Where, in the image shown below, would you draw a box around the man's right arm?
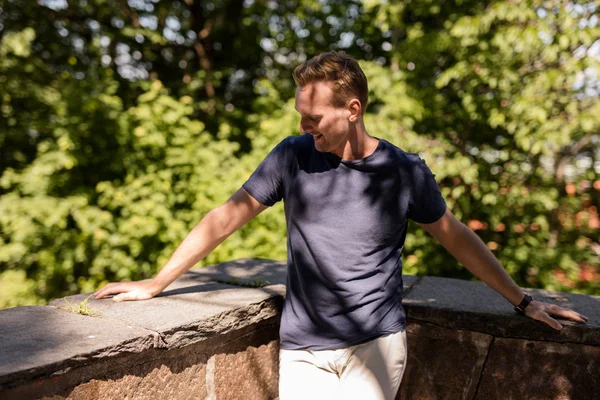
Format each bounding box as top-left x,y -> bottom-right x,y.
94,188 -> 267,302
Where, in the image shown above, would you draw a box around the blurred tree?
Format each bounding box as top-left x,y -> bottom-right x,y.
0,0 -> 598,308
364,0 -> 599,293
0,0 -> 387,304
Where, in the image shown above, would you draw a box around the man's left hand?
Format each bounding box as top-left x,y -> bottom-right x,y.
524,300 -> 588,330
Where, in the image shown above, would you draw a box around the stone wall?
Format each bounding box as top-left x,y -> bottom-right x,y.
1,259 -> 598,400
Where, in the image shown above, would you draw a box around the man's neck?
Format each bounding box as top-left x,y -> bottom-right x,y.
339,124 -> 379,161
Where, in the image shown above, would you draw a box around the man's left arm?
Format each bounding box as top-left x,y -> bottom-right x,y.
419,208 -> 589,330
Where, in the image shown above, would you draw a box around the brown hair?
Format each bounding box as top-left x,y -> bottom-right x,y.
293,51 -> 368,114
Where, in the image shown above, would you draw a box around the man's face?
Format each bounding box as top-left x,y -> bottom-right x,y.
295,81 -> 352,156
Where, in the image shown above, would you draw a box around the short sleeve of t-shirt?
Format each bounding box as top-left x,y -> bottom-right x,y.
242,138 -> 293,207
407,156 -> 447,224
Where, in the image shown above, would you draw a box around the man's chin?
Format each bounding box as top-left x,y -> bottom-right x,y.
310,135 -> 324,149
313,141 -> 327,153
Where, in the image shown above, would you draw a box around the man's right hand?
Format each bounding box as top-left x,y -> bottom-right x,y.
94,280 -> 159,302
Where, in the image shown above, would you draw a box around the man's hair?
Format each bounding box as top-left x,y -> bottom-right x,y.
293,51 -> 368,114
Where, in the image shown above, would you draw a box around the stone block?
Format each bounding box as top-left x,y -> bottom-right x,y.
475,337 -> 600,400
3,342 -> 209,400
398,320 -> 493,400
209,316 -> 280,400
56,359 -> 207,400
212,341 -> 279,400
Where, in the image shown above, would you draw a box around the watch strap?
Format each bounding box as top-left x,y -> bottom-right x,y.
514,293 -> 534,314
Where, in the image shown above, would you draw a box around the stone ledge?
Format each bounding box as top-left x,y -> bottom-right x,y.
0,306 -> 158,388
48,258 -> 289,342
1,259 -> 287,391
1,258 -> 598,400
403,276 -> 599,345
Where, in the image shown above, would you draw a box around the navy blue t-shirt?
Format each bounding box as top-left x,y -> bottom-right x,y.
243,133 -> 446,350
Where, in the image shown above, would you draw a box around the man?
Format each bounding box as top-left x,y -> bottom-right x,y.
95,52 -> 588,400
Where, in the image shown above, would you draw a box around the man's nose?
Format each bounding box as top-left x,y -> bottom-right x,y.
300,119 -> 313,133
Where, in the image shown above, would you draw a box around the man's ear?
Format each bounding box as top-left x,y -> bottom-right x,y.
348,99 -> 361,122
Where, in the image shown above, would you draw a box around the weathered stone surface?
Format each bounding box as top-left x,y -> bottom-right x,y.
6,343 -> 209,400
191,258 -> 288,286
0,306 -> 156,389
210,316 -> 280,400
403,276 -> 598,345
212,340 -> 279,400
60,362 -> 206,400
398,320 -> 493,400
401,275 -> 419,296
49,265 -> 285,349
475,337 -> 600,400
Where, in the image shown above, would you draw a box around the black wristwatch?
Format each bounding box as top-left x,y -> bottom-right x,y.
514,293 -> 534,314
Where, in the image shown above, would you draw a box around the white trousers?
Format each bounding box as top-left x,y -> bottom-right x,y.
279,330 -> 407,400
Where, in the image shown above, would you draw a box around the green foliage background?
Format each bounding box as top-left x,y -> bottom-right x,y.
1,0 -> 599,308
